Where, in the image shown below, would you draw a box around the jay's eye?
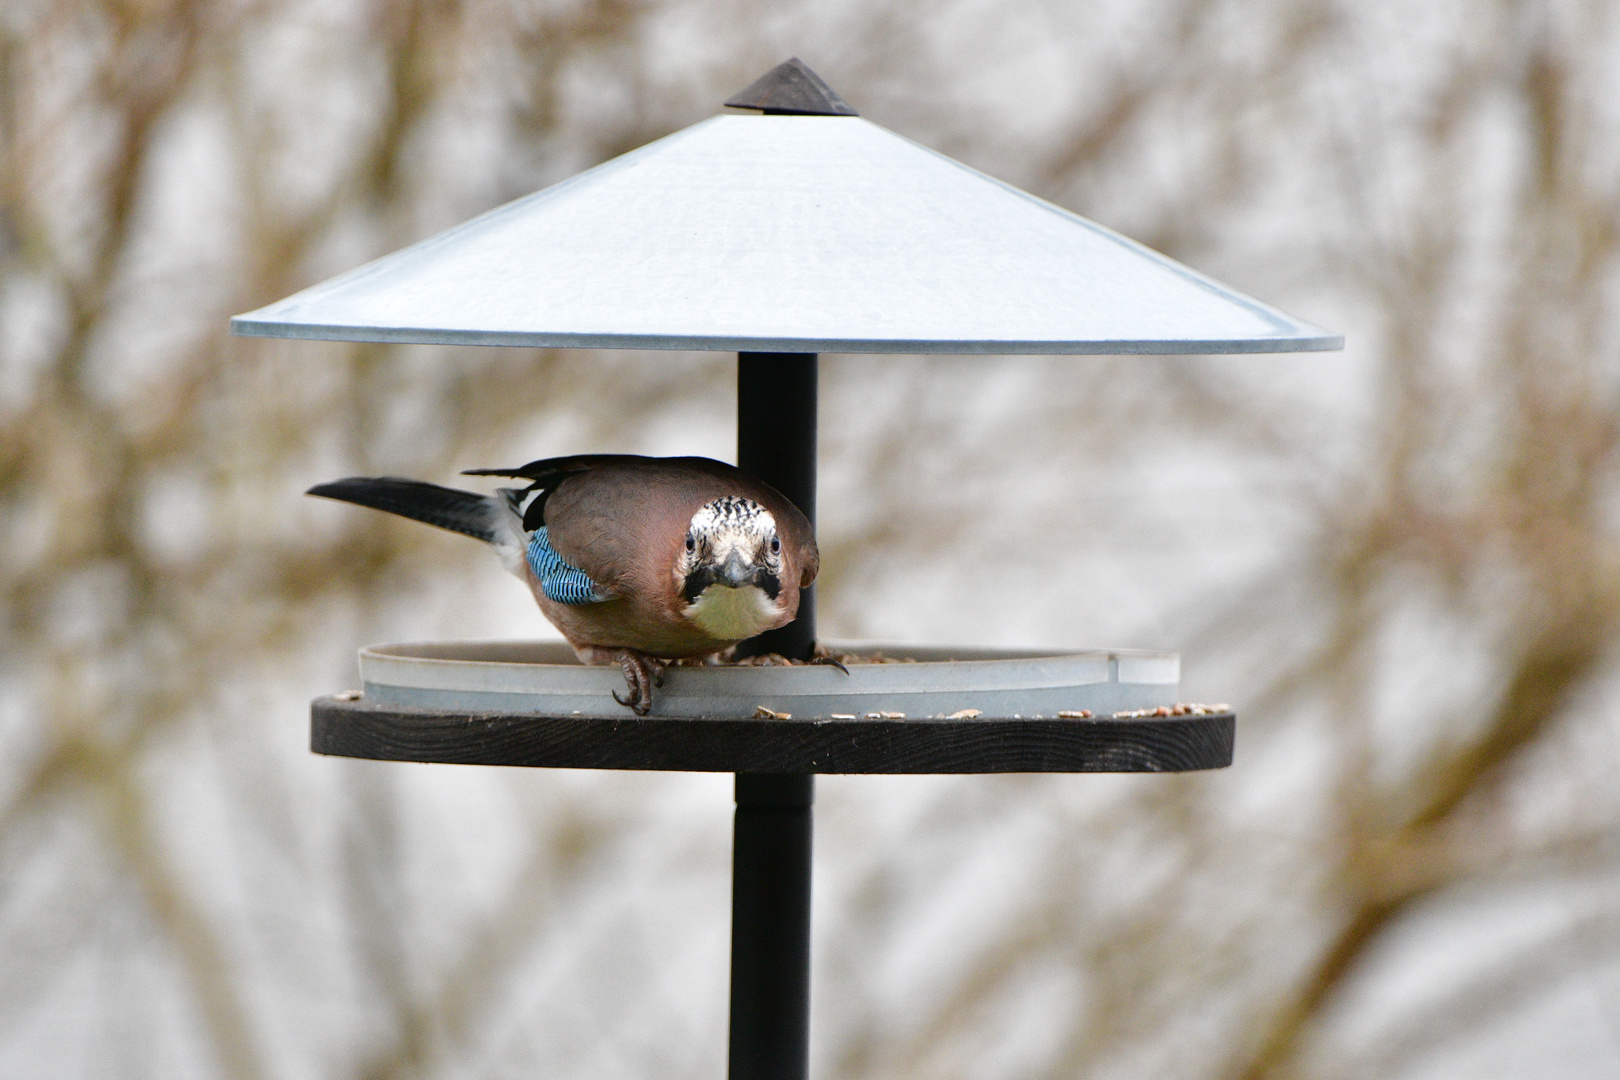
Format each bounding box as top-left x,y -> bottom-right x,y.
685,534 -> 696,553
770,537 -> 780,554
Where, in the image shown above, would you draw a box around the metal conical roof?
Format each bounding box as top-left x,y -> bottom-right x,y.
232,90 -> 1338,354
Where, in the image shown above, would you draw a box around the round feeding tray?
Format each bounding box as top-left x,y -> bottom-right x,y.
312,640 -> 1234,773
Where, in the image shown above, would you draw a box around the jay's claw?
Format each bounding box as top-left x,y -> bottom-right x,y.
611,688 -> 649,715
812,643 -> 851,675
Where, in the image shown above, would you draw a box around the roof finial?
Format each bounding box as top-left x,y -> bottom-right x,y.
724,58 -> 858,116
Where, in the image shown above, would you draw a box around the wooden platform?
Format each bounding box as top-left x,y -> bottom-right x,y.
311,696 -> 1234,774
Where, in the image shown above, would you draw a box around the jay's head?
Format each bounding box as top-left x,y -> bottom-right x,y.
677,496 -> 784,603
675,496 -> 792,641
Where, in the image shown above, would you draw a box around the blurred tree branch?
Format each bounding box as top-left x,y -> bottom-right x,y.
4,1 -> 1619,1078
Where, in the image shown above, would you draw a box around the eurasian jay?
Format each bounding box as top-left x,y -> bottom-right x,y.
307,455 -> 819,714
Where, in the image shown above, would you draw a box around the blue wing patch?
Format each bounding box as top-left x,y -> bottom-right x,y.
527,528 -> 610,605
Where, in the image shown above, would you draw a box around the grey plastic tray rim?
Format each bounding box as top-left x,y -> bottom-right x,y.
358,639 -> 1180,719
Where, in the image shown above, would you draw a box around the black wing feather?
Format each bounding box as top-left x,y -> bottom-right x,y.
461,454 -> 744,530
461,454 -> 615,482
306,477 -> 496,544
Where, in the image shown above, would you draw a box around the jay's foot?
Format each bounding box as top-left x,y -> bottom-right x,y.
610,649 -> 666,715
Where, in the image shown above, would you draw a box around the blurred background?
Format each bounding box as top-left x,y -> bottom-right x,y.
5,0 -> 1620,1076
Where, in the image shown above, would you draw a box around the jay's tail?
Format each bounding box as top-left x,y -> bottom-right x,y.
306,477 -> 528,575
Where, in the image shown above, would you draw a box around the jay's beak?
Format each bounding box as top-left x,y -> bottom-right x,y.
719,551 -> 756,589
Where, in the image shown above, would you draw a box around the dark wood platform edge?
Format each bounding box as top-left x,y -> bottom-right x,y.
311,697 -> 1234,774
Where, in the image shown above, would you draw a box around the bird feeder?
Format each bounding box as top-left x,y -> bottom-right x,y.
233,60 -> 1339,1080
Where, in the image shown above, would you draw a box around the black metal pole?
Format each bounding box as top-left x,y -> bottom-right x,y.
729,773 -> 814,1080
730,352 -> 817,1080
735,352 -> 816,662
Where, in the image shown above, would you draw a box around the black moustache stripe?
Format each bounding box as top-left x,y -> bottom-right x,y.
757,571 -> 781,601
683,566 -> 718,604
682,567 -> 781,603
